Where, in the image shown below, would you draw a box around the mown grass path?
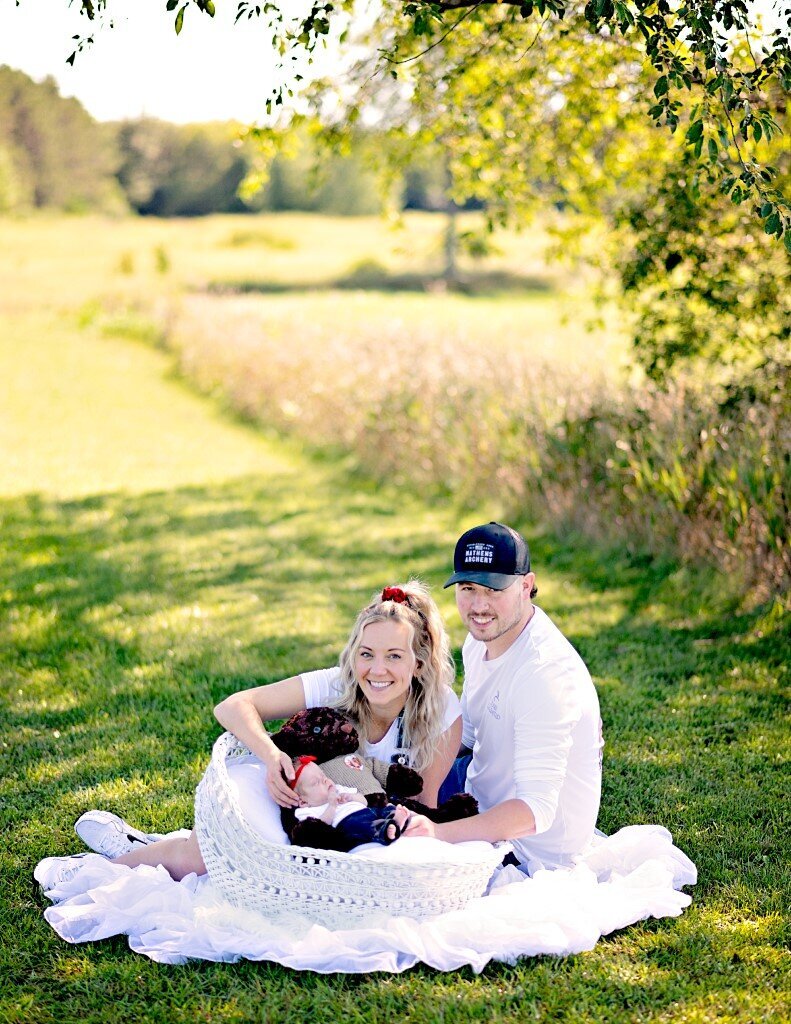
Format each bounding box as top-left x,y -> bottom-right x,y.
1,222 -> 788,1024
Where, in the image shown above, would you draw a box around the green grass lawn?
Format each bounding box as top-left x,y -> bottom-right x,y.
1,214 -> 788,1024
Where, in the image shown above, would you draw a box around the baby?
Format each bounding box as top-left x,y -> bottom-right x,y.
290,755 -> 410,846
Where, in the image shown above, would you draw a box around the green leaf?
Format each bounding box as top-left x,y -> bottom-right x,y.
764,213 -> 781,235
175,5 -> 186,34
654,76 -> 668,98
166,0 -> 178,9
784,231 -> 791,255
707,137 -> 718,161
753,122 -> 762,142
686,119 -> 704,143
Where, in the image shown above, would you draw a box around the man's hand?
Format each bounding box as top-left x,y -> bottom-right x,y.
401,812 -> 436,839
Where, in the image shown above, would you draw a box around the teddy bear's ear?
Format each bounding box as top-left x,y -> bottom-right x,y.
274,734 -> 298,756
270,718 -> 300,755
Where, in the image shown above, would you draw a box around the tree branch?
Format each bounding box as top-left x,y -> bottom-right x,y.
383,2 -> 487,65
429,0 -> 522,8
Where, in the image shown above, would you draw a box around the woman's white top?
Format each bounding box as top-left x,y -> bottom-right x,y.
300,667 -> 461,764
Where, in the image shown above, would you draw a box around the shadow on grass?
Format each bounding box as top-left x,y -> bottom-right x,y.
203,266 -> 555,298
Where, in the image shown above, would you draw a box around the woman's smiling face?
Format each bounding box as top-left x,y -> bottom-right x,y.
354,619 -> 417,715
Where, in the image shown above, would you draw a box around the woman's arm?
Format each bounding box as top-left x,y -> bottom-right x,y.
417,715 -> 463,808
214,676 -> 307,806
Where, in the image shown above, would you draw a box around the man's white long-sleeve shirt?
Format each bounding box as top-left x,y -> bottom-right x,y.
461,606 -> 603,869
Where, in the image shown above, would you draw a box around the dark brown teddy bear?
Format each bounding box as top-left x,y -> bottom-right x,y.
271,707 -> 478,851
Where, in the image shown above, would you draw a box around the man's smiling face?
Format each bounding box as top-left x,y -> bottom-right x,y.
455,576 -> 535,657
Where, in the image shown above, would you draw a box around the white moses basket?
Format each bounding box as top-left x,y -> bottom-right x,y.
194,731 -> 508,924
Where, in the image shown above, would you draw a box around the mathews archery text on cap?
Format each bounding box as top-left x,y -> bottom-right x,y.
443,522 -> 531,590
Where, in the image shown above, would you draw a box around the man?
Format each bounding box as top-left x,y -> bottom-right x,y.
414,522 -> 603,871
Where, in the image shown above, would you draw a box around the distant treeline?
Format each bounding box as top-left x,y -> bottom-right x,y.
0,66 -> 448,217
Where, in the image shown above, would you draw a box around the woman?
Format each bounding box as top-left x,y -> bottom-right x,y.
222,579 -> 461,809
74,581 -> 460,879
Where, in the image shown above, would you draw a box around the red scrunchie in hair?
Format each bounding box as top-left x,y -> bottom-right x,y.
381,586 -> 409,604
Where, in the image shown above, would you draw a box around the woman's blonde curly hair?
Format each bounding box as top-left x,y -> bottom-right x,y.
334,580 -> 455,773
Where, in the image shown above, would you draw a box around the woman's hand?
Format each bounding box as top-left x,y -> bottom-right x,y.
264,750 -> 300,807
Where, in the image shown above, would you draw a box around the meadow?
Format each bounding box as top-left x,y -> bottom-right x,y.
9,209 -> 780,594
1,213 -> 788,1023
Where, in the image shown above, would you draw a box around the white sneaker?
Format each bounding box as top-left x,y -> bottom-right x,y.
74,810 -> 159,858
43,852 -> 95,889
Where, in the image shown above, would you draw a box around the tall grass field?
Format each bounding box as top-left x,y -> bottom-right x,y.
1,213 -> 789,1023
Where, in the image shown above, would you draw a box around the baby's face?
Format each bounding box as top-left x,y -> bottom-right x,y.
294,762 -> 336,805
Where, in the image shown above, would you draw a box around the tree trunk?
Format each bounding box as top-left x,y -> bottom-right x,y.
442,152 -> 459,288
443,204 -> 458,288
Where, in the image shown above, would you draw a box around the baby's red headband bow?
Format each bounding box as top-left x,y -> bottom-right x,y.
381,586 -> 409,604
288,754 -> 317,789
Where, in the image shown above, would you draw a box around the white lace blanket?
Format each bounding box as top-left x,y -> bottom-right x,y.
35,826 -> 696,973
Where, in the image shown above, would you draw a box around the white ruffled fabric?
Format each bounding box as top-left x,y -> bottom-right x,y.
35,825 -> 696,973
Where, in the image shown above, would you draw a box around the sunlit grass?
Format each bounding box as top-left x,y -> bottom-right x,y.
0,309 -> 292,498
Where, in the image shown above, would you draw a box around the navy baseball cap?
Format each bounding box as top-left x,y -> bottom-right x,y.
443,522 -> 531,590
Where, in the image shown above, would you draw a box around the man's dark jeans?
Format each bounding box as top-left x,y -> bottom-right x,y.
436,753 -> 520,868
437,754 -> 472,804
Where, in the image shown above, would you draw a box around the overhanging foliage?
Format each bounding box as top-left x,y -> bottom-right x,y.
56,0 -> 791,245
